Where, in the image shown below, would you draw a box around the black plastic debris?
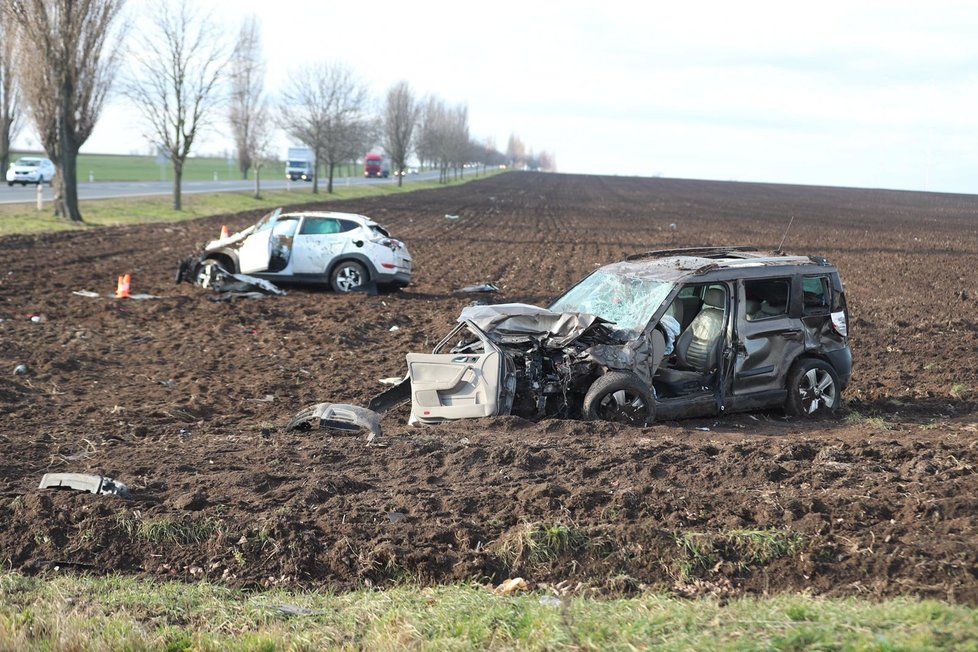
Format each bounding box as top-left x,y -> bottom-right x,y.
457,282 -> 499,294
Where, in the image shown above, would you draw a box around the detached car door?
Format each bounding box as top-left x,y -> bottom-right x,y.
407,322 -> 505,422
238,211 -> 280,274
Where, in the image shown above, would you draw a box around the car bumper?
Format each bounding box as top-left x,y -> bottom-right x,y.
373,269 -> 411,287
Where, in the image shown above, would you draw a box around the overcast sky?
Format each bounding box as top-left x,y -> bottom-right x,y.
16,0 -> 978,193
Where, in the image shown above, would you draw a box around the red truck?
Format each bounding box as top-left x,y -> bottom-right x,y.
364,153 -> 389,178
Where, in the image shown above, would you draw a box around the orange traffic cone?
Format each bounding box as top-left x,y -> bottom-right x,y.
115,273 -> 131,298
220,225 -> 229,239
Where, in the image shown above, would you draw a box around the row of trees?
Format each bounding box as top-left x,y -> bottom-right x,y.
0,0 -> 553,222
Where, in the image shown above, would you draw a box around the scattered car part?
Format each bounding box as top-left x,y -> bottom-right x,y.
13,364 -> 27,375
177,257 -> 286,296
457,282 -> 499,294
285,402 -> 383,438
38,473 -> 130,498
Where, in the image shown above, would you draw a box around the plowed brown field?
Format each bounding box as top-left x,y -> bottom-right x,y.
2,172 -> 977,600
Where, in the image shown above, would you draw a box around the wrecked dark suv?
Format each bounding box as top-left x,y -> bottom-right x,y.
290,247 -> 851,433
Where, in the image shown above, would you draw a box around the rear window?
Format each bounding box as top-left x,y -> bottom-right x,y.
300,218 -> 341,235
300,218 -> 360,235
802,276 -> 831,313
744,278 -> 791,321
369,224 -> 390,238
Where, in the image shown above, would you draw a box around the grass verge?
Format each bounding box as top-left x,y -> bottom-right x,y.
0,171 -> 501,237
1,572 -> 977,650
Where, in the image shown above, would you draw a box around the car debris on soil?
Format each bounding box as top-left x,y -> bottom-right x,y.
457,282 -> 500,294
177,258 -> 286,297
38,473 -> 130,498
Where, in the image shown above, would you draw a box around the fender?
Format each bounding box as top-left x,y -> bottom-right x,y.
326,252 -> 380,280
200,248 -> 239,273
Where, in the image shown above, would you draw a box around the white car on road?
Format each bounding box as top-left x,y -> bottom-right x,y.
6,157 -> 56,186
179,209 -> 413,293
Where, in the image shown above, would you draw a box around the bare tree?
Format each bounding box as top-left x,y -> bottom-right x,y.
506,133 -> 526,170
228,15 -> 264,180
0,11 -> 22,178
281,62 -> 371,194
382,81 -> 418,187
448,103 -> 469,180
125,0 -> 225,211
4,0 -> 124,221
249,101 -> 273,199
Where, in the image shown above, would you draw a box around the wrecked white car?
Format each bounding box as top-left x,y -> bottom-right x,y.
288,247 -> 852,434
177,209 -> 412,293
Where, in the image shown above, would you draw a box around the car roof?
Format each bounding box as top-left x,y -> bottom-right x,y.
279,211 -> 374,225
599,247 -> 836,283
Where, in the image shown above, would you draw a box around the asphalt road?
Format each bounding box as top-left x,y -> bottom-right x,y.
0,170 -> 446,205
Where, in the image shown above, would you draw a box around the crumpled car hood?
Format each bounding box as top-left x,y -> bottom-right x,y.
457,303 -> 610,348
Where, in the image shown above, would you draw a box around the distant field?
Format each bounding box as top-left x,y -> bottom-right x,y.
9,151 -> 362,183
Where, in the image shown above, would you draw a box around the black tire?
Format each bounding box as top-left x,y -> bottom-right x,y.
6,182 -> 11,187
330,260 -> 368,293
784,358 -> 842,417
583,371 -> 655,425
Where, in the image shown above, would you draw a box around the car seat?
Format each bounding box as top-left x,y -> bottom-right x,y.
655,287 -> 726,395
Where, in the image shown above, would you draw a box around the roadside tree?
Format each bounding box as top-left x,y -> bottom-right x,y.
125,0 -> 226,211
5,0 -> 125,221
382,81 -> 419,187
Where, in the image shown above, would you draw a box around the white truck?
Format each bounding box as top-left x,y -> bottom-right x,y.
285,147 -> 315,182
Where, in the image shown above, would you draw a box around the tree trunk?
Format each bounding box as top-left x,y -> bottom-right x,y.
254,165 -> 261,199
327,161 -> 334,194
173,161 -> 183,211
58,145 -> 82,221
312,153 -> 319,194
0,121 -> 10,179
397,165 -> 403,187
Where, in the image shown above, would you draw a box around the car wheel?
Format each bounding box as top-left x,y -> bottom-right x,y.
785,358 -> 841,417
583,371 -> 655,425
330,261 -> 368,293
6,182 -> 11,187
195,259 -> 226,289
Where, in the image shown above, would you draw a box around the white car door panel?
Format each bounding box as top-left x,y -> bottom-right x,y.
407,322 -> 504,422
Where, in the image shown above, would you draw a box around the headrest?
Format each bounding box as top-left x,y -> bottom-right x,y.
703,287 -> 725,308
746,299 -> 761,314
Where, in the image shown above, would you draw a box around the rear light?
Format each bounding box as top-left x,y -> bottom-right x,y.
381,262 -> 396,269
370,236 -> 403,250
830,311 -> 848,337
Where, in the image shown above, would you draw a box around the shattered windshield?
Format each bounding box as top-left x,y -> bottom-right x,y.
549,271 -> 673,333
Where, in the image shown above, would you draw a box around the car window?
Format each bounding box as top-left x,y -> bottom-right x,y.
802,276 -> 830,313
550,271 -> 674,333
271,217 -> 298,238
338,220 -> 360,233
369,224 -> 390,237
744,278 -> 791,321
253,209 -> 281,233
299,218 -> 342,235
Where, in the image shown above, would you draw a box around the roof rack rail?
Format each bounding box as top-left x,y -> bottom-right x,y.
624,245 -> 764,262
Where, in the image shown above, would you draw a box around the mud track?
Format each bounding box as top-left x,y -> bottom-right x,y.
2,173 -> 977,600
